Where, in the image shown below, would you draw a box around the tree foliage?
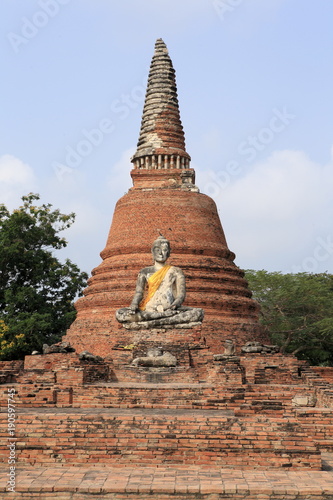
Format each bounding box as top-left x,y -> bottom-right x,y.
245,270 -> 333,366
0,194 -> 88,360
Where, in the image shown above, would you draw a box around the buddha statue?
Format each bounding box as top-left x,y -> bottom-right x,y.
116,236 -> 204,329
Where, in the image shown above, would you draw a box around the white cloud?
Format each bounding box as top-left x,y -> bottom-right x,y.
224,150 -> 328,221
200,149 -> 333,273
44,149 -> 136,274
0,154 -> 37,207
56,199 -> 110,273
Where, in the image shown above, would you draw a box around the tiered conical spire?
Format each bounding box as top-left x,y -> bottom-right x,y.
131,38 -> 191,171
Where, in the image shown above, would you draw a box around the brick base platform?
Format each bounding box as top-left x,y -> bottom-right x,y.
1,352 -> 333,498
1,461 -> 333,499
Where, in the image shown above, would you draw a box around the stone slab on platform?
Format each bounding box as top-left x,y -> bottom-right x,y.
1,462 -> 333,499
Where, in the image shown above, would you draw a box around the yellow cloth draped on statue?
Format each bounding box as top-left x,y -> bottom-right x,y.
139,265 -> 171,311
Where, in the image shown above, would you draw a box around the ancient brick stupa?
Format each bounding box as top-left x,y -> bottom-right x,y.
2,38 -> 333,499
64,38 -> 264,358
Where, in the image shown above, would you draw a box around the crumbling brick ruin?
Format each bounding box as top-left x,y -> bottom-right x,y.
1,39 -> 333,499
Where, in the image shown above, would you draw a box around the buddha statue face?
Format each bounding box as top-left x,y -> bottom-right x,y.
151,237 -> 170,264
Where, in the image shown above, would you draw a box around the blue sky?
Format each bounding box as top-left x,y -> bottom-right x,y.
1,0 -> 333,276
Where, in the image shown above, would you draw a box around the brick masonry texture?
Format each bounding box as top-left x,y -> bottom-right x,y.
2,39 -> 333,500
63,38 -> 265,357
132,38 -> 190,161
64,188 -> 264,357
1,408 -> 321,469
1,352 -> 333,475
0,353 -> 309,407
2,352 -> 333,498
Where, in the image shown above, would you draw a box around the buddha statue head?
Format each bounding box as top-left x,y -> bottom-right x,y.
151,235 -> 171,264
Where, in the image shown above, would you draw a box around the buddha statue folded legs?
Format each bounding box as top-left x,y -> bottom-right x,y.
116,305 -> 204,330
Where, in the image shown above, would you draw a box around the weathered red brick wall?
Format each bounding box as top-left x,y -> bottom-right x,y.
241,354 -> 304,385
1,380 -> 308,411
24,353 -> 79,370
300,366 -> 333,408
295,408 -> 333,451
0,360 -> 24,370
0,351 -> 326,475
1,410 -> 320,470
0,364 -> 314,417
312,367 -> 333,383
0,353 -> 310,409
0,359 -> 23,383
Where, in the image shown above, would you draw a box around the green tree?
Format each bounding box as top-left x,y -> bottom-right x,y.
245,270 -> 333,365
0,194 -> 88,360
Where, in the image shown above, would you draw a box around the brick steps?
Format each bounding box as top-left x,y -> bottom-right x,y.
1,381 -> 310,412
295,408 -> 333,452
0,407 -> 321,470
1,463 -> 333,499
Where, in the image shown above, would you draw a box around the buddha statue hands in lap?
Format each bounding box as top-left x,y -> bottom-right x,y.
116,236 -> 204,329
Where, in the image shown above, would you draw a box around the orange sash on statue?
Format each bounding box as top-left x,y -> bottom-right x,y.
139,265 -> 171,311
